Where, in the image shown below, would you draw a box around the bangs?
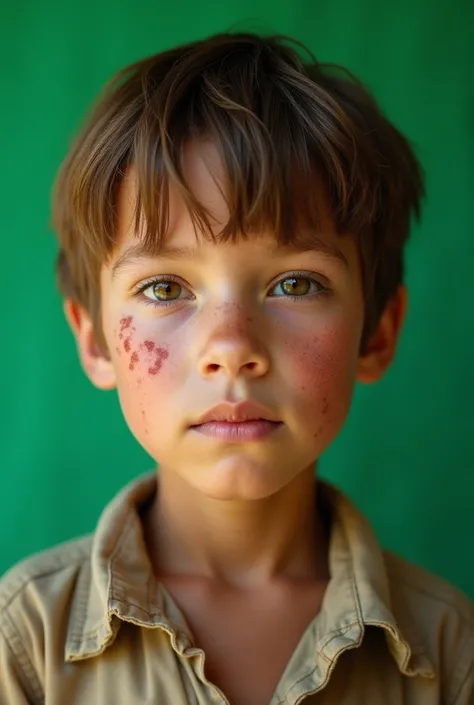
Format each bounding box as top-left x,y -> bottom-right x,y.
130,47 -> 378,255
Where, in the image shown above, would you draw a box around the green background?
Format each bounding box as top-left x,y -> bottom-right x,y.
1,1 -> 473,596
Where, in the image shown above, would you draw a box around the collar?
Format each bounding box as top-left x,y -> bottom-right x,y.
64,472 -> 435,680
315,483 -> 434,679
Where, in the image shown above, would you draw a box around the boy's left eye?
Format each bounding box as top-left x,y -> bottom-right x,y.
269,275 -> 325,298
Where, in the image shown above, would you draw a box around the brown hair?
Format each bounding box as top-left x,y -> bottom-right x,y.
52,32 -> 424,352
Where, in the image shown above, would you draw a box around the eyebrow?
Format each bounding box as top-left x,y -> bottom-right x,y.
111,235 -> 349,280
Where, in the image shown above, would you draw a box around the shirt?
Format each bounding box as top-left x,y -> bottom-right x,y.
0,472 -> 473,705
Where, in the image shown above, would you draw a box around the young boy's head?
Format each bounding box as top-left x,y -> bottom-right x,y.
53,32 -> 424,501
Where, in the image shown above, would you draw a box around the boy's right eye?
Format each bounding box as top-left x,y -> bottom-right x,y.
146,280 -> 182,302
133,276 -> 192,307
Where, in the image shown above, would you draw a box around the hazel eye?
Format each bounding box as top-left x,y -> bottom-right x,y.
280,277 -> 310,296
270,275 -> 324,298
146,280 -> 182,302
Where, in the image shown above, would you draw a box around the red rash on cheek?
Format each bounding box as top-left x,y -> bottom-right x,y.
129,351 -> 140,371
116,320 -> 169,378
144,340 -> 169,376
116,316 -> 140,370
119,316 -> 133,332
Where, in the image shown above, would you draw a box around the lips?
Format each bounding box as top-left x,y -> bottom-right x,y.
189,401 -> 282,443
191,419 -> 281,442
191,400 -> 280,426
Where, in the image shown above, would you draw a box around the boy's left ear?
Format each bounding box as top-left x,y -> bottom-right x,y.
356,285 -> 407,384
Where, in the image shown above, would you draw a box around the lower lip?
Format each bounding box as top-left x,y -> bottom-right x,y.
191,420 -> 282,442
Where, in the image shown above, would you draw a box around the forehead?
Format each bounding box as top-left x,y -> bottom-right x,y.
113,141 -> 356,266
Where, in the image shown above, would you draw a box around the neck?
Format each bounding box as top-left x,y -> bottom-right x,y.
142,465 -> 330,589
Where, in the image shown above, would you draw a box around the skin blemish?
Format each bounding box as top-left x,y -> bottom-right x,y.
120,316 -> 133,332
144,340 -> 155,352
129,351 -> 140,371
115,346 -> 122,356
124,337 -> 132,353
139,406 -> 148,435
149,347 -> 169,376
119,317 -> 133,341
322,397 -> 329,415
141,408 -> 148,434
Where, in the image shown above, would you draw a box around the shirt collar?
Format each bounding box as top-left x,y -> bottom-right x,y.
315,483 -> 434,679
64,472 -> 435,680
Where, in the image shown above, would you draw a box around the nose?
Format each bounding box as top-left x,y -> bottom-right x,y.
196,305 -> 270,381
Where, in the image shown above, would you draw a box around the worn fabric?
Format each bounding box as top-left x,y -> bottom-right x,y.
1,472 -> 473,704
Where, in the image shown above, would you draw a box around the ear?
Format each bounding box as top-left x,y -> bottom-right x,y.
64,299 -> 117,390
356,285 -> 407,384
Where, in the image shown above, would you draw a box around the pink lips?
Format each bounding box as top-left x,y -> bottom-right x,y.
192,419 -> 281,442
190,400 -> 282,442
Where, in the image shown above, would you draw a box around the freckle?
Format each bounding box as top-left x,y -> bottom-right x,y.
301,385 -> 306,391
140,408 -> 148,434
115,346 -> 121,356
119,333 -> 124,340
137,377 -> 143,386
144,340 -> 155,352
314,425 -> 323,438
129,351 -> 140,371
124,336 -> 132,353
148,347 -> 169,375
246,317 -> 253,323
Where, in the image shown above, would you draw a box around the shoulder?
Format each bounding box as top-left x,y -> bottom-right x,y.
384,551 -> 474,702
384,550 -> 473,617
0,534 -> 93,613
0,537 -> 93,703
0,535 -> 93,656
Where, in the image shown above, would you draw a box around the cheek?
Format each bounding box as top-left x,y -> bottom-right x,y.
112,316 -> 179,429
293,326 -> 357,386
114,316 -> 170,378
285,320 -> 360,422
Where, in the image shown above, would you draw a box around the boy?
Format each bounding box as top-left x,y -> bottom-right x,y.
0,31 -> 472,705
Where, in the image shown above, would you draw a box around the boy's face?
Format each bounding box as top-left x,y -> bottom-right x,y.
67,141 -> 404,501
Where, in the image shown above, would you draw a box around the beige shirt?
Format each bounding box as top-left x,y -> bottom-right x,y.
0,472 -> 473,705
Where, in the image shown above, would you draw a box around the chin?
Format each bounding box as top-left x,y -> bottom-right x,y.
189,457 -> 291,501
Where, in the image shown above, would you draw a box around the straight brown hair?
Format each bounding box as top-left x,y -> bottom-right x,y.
52,32 -> 424,351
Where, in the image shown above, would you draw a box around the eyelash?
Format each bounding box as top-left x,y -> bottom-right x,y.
132,271 -> 329,308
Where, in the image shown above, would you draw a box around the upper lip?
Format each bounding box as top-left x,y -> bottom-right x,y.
192,401 -> 281,426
